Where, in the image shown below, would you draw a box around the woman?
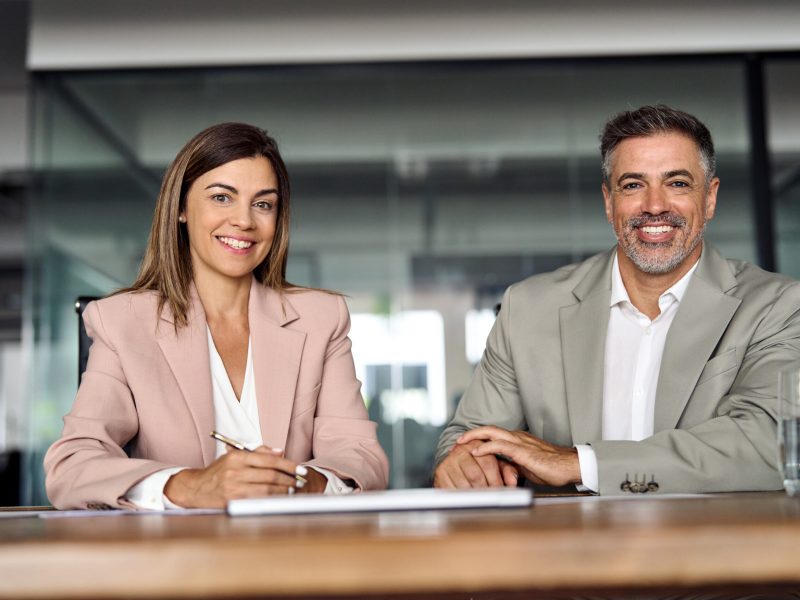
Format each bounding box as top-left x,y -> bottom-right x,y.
44,123 -> 389,509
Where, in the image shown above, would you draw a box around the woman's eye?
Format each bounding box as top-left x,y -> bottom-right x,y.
211,194 -> 230,203
254,201 -> 274,210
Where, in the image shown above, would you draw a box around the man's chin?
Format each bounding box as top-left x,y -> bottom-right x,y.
623,243 -> 687,275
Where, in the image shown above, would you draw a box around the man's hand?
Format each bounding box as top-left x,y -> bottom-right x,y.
458,426 -> 581,488
433,438 -> 519,489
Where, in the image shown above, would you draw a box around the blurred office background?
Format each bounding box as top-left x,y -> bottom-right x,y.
1,0 -> 799,504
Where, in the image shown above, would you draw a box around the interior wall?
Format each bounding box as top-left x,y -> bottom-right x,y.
29,0 -> 800,70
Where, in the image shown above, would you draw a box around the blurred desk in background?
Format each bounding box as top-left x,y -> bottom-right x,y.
1,492 -> 799,599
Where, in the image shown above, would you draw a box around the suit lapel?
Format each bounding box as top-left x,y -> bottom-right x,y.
248,281 -> 306,451
560,251 -> 614,444
156,287 -> 216,466
655,245 -> 740,431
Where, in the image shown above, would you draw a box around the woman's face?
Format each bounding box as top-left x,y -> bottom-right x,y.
180,156 -> 279,284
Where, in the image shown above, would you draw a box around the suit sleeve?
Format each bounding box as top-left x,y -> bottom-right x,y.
435,286 -> 527,466
43,302 -> 179,509
303,295 -> 389,491
592,282 -> 800,495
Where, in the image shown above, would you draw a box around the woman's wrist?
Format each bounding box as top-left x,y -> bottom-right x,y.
297,467 -> 328,494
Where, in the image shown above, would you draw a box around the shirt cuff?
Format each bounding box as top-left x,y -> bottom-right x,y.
308,466 -> 354,495
124,467 -> 187,510
574,444 -> 599,493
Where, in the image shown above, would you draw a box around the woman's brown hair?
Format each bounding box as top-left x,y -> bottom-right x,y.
120,122 -> 293,327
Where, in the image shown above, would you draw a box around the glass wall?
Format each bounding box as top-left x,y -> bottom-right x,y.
26,58 -> 761,501
767,58 -> 800,278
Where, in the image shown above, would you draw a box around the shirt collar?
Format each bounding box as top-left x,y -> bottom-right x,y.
610,251 -> 699,308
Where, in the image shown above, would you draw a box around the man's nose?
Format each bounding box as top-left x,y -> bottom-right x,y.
641,186 -> 668,215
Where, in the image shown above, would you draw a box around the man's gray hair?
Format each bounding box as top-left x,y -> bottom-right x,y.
600,105 -> 716,185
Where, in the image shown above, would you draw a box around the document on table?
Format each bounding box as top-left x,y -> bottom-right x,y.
37,508 -> 224,519
227,487 -> 533,517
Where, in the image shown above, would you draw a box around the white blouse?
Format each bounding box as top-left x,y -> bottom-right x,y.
125,328 -> 352,510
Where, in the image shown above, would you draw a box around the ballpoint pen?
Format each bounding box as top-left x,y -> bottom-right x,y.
209,430 -> 307,486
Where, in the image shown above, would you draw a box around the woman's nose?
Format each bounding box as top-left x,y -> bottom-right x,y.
230,204 -> 254,228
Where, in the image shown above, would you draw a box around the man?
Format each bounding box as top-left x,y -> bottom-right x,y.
434,105 -> 800,495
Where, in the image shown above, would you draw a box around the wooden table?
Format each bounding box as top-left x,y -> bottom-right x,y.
1,492 -> 800,599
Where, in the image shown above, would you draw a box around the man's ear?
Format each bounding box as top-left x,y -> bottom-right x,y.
705,177 -> 720,220
602,182 -> 613,224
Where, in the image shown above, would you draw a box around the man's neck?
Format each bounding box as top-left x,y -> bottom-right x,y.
617,245 -> 702,319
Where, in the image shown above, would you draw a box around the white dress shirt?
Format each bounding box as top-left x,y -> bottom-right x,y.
575,253 -> 698,492
126,328 -> 352,509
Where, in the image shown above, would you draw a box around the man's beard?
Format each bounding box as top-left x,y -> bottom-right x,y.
617,213 -> 706,275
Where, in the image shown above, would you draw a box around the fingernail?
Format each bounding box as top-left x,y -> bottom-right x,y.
271,447 -> 283,454
295,478 -> 306,489
288,487 -> 295,495
296,465 -> 308,476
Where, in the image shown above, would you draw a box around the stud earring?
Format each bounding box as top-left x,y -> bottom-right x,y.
178,215 -> 186,223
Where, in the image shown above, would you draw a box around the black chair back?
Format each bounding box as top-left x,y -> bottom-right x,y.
75,296 -> 99,385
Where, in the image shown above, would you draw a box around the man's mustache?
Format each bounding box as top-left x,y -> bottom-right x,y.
625,213 -> 687,228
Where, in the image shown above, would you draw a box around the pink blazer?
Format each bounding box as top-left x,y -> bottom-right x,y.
44,279 -> 389,509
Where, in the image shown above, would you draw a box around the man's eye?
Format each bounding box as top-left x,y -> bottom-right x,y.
621,182 -> 642,190
669,181 -> 689,188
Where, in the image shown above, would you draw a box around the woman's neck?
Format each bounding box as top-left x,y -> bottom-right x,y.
193,271 -> 251,322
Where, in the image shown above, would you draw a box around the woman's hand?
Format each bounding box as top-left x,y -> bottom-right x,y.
296,467 -> 328,495
164,446 -> 307,508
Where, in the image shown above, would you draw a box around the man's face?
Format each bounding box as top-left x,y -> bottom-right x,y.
602,132 -> 719,276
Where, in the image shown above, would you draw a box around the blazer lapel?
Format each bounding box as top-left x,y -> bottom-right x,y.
156,287 -> 216,466
560,250 -> 614,444
654,245 -> 741,431
248,280 -> 307,452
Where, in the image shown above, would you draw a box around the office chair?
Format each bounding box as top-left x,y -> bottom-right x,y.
75,296 -> 99,384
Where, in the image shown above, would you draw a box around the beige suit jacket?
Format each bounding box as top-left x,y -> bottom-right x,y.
437,244 -> 800,495
45,279 -> 389,509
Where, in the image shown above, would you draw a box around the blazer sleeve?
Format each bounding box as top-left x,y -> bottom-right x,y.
302,295 -> 389,490
43,301 -> 180,509
434,286 -> 527,466
591,282 -> 800,495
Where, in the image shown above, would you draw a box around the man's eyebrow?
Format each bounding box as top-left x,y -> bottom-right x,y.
616,172 -> 645,185
663,169 -> 695,180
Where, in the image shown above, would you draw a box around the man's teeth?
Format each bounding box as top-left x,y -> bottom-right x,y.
641,225 -> 674,234
218,237 -> 253,249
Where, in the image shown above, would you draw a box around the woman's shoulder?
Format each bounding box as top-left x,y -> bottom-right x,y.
280,287 -> 348,326
89,290 -> 162,329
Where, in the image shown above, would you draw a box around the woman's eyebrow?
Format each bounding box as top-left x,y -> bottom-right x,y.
204,182 -> 237,193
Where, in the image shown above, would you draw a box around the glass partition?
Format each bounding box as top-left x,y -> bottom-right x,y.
27,58 -> 757,501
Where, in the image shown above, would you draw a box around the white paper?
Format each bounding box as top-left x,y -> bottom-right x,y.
228,487 -> 533,516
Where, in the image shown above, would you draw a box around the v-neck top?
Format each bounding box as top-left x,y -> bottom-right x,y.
207,328 -> 262,458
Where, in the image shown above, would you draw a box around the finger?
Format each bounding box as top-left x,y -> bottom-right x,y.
244,453 -> 306,478
445,459 -> 477,488
500,461 -> 520,487
230,483 -> 294,499
253,445 -> 284,455
471,439 -> 524,463
433,467 -> 455,489
458,426 -> 513,445
239,467 -> 299,488
473,453 -> 504,487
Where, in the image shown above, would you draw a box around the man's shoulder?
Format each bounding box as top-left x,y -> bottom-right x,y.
718,254 -> 800,302
506,250 -> 611,304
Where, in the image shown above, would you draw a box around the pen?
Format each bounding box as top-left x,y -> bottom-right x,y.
209,431 -> 307,485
